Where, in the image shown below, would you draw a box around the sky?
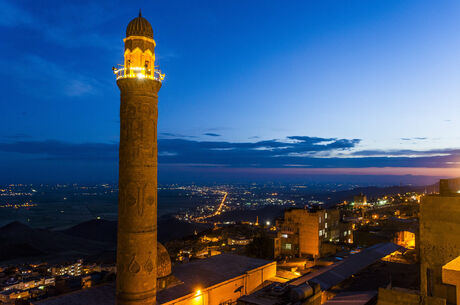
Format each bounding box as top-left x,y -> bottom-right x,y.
0,0 -> 459,184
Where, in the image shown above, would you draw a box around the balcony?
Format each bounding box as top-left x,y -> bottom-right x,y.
113,66 -> 165,82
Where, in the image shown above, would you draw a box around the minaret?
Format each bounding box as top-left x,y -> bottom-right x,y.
114,11 -> 164,305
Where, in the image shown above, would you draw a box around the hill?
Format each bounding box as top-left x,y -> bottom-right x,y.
0,221 -> 113,263
61,217 -> 211,244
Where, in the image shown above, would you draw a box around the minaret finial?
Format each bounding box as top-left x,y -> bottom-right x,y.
139,9 -> 142,17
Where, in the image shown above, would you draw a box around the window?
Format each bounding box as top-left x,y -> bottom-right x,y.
285,243 -> 292,250
319,230 -> 323,236
325,223 -> 328,229
325,212 -> 328,219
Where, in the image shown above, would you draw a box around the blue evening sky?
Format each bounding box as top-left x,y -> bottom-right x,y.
0,0 -> 459,183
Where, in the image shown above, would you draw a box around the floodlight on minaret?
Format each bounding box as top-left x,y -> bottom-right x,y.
113,11 -> 165,82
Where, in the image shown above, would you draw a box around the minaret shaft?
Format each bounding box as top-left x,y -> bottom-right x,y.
116,77 -> 161,305
115,13 -> 162,304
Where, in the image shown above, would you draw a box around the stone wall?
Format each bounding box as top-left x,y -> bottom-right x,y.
420,195 -> 460,304
377,288 -> 446,305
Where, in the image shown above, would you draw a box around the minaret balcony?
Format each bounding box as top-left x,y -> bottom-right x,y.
113,66 -> 165,82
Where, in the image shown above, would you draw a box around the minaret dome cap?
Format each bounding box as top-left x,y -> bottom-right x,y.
126,10 -> 153,39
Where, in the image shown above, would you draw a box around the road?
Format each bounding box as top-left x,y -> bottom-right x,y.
194,192 -> 228,222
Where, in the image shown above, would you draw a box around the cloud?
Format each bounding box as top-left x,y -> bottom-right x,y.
0,140 -> 117,161
400,137 -> 427,141
2,133 -> 32,140
348,149 -> 454,158
160,133 -> 197,138
0,137 -> 459,170
203,133 -> 221,137
0,1 -> 120,100
1,55 -> 102,98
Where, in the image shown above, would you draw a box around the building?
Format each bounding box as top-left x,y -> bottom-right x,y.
394,230 -> 416,249
276,208 -> 352,259
353,194 -> 367,207
439,178 -> 460,194
228,237 -> 253,246
327,209 -> 353,244
239,243 -> 401,305
0,289 -> 29,303
32,254 -> 276,305
442,256 -> 460,305
50,259 -> 83,277
1,276 -> 55,293
419,179 -> 460,304
114,11 -> 164,305
276,208 -> 326,258
377,178 -> 460,305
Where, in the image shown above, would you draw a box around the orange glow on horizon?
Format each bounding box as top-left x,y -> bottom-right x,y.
168,166 -> 460,177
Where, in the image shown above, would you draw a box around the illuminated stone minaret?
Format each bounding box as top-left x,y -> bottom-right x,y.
114,11 -> 164,305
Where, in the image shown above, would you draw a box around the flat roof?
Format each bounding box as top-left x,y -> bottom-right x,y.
305,243 -> 402,290
238,243 -> 401,305
158,254 -> 273,303
33,254 -> 274,305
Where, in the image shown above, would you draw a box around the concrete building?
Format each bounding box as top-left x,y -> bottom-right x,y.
377,178 -> 460,305
32,254 -> 276,305
113,11 -> 165,305
419,180 -> 460,304
276,208 -> 324,258
50,259 -> 83,277
276,208 -> 351,259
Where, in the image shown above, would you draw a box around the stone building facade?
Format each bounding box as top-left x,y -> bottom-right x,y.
419,186 -> 460,304
378,179 -> 460,305
276,208 -> 351,258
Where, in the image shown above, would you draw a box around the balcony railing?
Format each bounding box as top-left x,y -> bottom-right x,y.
113,66 -> 165,82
